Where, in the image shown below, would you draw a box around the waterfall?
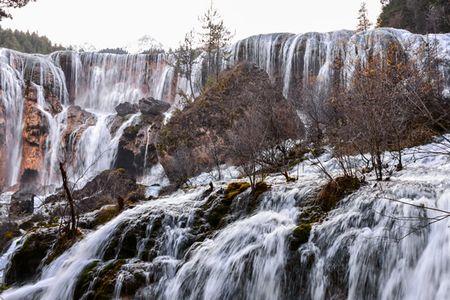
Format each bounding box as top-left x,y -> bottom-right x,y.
0,48 -> 176,192
0,28 -> 449,299
2,138 -> 450,299
1,28 -> 449,192
223,29 -> 450,102
0,49 -> 25,187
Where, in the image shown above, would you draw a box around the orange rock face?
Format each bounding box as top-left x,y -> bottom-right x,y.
19,87 -> 49,185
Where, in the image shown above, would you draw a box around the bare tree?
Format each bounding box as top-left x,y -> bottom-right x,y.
227,109 -> 269,189
227,96 -> 304,186
58,162 -> 77,237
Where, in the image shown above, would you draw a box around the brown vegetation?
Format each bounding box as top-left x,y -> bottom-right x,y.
158,63 -> 304,188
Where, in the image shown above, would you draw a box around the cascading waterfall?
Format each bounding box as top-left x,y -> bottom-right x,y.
0,28 -> 450,299
0,48 -> 176,192
1,28 -> 449,192
0,49 -> 26,187
2,140 -> 450,299
226,29 -> 450,101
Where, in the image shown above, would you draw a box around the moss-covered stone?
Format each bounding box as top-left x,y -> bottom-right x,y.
290,223 -> 312,250
5,228 -> 57,285
74,259 -> 125,300
92,205 -> 121,228
73,260 -> 101,299
224,182 -> 251,202
316,176 -> 361,212
43,230 -> 83,265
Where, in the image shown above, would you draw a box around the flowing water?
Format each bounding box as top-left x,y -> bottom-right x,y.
1,140 -> 450,299
0,29 -> 450,299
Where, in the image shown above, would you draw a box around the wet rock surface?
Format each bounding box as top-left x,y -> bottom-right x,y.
4,228 -> 58,285
138,97 -> 170,116
9,190 -> 35,218
115,102 -> 139,117
45,169 -> 146,215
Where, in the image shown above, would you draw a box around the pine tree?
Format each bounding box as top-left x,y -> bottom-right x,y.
357,1 -> 372,32
173,30 -> 200,101
200,1 -> 232,81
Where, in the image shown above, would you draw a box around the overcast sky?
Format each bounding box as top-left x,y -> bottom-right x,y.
2,0 -> 382,49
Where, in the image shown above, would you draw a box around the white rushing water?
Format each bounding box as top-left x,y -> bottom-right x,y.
0,28 -> 450,299
2,138 -> 450,299
0,49 -> 175,192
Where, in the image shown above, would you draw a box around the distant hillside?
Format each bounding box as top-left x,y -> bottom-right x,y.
0,27 -> 65,54
378,0 -> 450,33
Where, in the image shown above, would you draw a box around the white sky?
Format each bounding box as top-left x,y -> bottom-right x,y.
1,0 -> 382,49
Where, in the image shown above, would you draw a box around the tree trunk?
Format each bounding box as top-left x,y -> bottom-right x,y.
59,162 -> 77,237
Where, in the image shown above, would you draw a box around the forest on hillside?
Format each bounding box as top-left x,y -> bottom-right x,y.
378,0 -> 450,33
0,26 -> 65,54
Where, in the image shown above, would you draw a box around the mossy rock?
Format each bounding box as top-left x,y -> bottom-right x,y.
4,229 -> 58,285
74,259 -> 125,300
73,260 -> 101,299
224,181 -> 251,202
251,182 -> 271,199
43,230 -> 83,265
92,205 -> 121,228
289,223 -> 312,251
316,176 -> 361,212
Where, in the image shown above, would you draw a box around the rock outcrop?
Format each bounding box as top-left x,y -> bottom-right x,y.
19,87 -> 50,187
157,63 -> 299,184
9,190 -> 35,218
115,102 -> 139,117
45,168 -> 146,215
138,97 -> 170,116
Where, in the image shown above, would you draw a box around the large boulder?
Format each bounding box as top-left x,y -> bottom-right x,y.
138,97 -> 170,116
114,121 -> 160,178
62,105 -> 96,151
0,221 -> 20,252
45,169 -> 146,215
115,102 -> 139,117
9,190 -> 35,218
4,228 -> 58,285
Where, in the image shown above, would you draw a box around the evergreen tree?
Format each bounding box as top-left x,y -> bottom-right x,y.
199,1 -> 232,81
377,0 -> 450,33
0,26 -> 65,53
357,1 -> 372,32
173,30 -> 200,101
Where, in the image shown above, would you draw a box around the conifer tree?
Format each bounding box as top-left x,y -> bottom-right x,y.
200,1 -> 232,81
357,1 -> 372,32
173,30 -> 200,101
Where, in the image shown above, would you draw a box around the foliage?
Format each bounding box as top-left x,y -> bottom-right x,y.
0,0 -> 34,19
98,48 -> 129,54
0,26 -> 65,53
158,63 -> 304,188
172,30 -> 201,100
357,1 -> 372,32
377,0 -> 450,33
199,1 -> 233,81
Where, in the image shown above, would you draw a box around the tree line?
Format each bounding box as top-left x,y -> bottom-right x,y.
0,26 -> 65,54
